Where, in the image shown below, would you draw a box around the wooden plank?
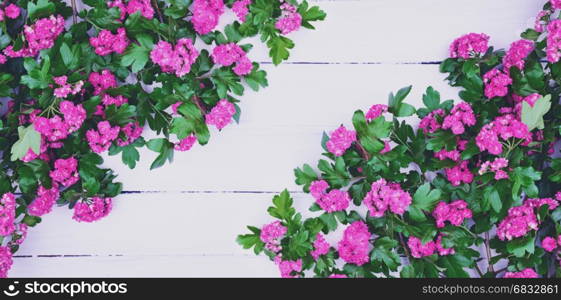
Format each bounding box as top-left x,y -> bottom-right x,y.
105,63 -> 458,192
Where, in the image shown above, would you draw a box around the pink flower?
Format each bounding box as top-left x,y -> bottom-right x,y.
212,43 -> 253,76
150,39 -> 199,77
232,0 -> 251,22
379,140 -> 392,154
503,39 -> 534,71
175,135 -> 197,152
126,0 -> 154,19
547,20 -> 561,63
310,180 -> 329,199
363,178 -> 412,217
504,268 -> 538,278
338,221 -> 371,266
496,196 -> 558,241
408,236 -> 436,258
108,0 -> 127,20
442,102 -> 476,135
483,69 -> 512,99
117,122 -> 143,147
275,257 -> 302,278
436,235 -> 455,256
11,223 -> 28,246
191,0 -> 225,35
479,158 -> 510,180
89,28 -> 129,56
553,0 -> 561,9
53,76 -> 84,99
88,70 -> 117,95
275,3 -> 302,35
59,101 -> 86,132
434,149 -> 461,162
432,200 -> 472,228
542,236 -> 558,252
34,116 -> 69,142
316,189 -> 350,213
4,4 -> 20,19
366,104 -> 388,121
419,109 -> 445,134
445,161 -> 473,186
326,125 -> 356,157
50,157 -> 79,187
28,184 -> 60,217
329,274 -> 348,278
449,33 -> 489,59
0,246 -> 13,278
102,94 -> 128,107
73,197 -> 113,222
535,10 -> 551,33
4,15 -> 64,58
206,99 -> 236,130
0,193 -> 16,236
86,121 -> 121,153
311,233 -> 330,260
260,221 -> 286,253
476,114 -> 531,156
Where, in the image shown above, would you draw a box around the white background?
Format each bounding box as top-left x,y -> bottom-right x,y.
12,0 -> 544,277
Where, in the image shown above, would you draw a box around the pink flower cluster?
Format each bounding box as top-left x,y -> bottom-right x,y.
363,178 -> 412,217
432,200 -> 472,228
102,94 -> 128,107
53,76 -> 84,99
89,28 -> 130,56
274,256 -> 302,278
211,43 -> 253,76
497,197 -> 559,241
449,33 -> 489,59
260,221 -> 287,253
503,39 -> 534,71
28,185 -> 59,217
109,0 -> 154,20
483,69 -> 512,99
337,221 -> 371,266
479,158 -> 509,180
504,268 -> 538,278
232,0 -> 251,23
0,246 -> 12,278
34,101 -> 86,144
275,2 -> 302,35
0,193 -> 16,236
89,70 -> 117,95
541,235 -> 561,252
117,122 -> 143,147
553,0 -> 561,9
419,109 -> 445,134
475,114 -> 531,155
442,102 -> 476,135
175,135 -> 197,152
434,140 -> 466,162
535,10 -> 551,33
311,233 -> 330,260
86,121 -> 121,153
309,180 -> 350,213
191,0 -> 225,35
407,236 -> 435,258
444,161 -> 473,186
50,157 -> 79,187
547,20 -> 561,63
4,15 -> 65,58
205,99 -> 236,130
73,197 -> 113,223
365,104 -> 388,121
150,38 -> 200,77
0,4 -> 20,21
436,235 -> 455,256
326,125 -> 356,157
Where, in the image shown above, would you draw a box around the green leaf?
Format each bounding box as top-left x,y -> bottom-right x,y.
121,34 -> 153,73
27,0 -> 56,21
422,86 -> 440,110
267,35 -> 294,65
521,94 -> 551,131
10,125 -> 41,161
483,186 -> 502,213
412,183 -> 441,212
294,164 -> 318,191
506,235 -> 535,258
388,86 -> 415,117
267,190 -> 295,221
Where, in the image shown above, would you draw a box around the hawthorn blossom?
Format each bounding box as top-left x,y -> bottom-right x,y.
432,200 -> 472,228
483,69 -> 512,99
407,236 -> 436,258
50,157 -> 79,187
311,233 -> 330,260
326,125 -> 356,157
89,28 -> 130,56
73,197 -> 113,222
449,33 -> 489,59
205,99 -> 236,130
363,178 -> 412,217
28,185 -> 60,217
338,221 -> 371,266
504,268 -> 538,278
191,0 -> 225,35
86,121 -> 121,153
260,221 -> 286,253
232,0 -> 251,22
0,193 -> 16,236
0,246 -> 12,278
275,2 -> 302,35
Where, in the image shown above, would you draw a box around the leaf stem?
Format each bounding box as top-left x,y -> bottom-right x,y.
71,0 -> 78,25
484,231 -> 494,273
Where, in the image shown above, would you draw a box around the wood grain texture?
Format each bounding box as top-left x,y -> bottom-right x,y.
13,0 -> 543,277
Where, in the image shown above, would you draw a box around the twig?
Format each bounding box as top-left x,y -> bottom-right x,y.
191,96 -> 207,115
398,233 -> 413,263
152,0 -> 164,23
485,232 -> 495,273
355,141 -> 370,161
71,0 -> 78,24
474,263 -> 484,278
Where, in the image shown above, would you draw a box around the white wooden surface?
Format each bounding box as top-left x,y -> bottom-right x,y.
12,0 -> 543,277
